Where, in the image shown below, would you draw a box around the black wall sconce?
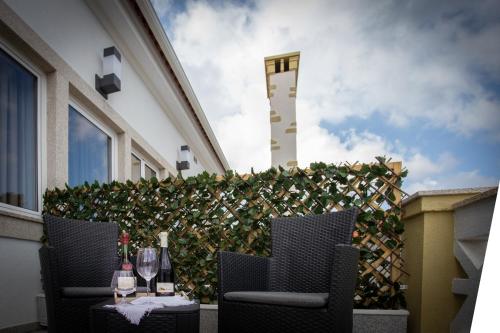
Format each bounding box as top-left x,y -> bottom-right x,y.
95,46 -> 122,99
176,145 -> 191,171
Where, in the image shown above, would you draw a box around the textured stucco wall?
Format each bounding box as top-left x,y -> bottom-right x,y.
402,212 -> 424,333
454,196 -> 495,240
420,210 -> 464,333
451,192 -> 496,333
269,70 -> 297,168
402,192 -> 480,333
0,237 -> 41,329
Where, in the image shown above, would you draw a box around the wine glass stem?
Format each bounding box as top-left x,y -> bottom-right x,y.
146,280 -> 150,296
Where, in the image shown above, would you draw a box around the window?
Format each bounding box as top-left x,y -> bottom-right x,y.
144,164 -> 156,179
68,105 -> 112,187
131,152 -> 157,182
0,47 -> 38,211
131,153 -> 141,182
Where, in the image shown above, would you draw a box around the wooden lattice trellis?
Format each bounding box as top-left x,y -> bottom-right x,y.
43,157 -> 408,308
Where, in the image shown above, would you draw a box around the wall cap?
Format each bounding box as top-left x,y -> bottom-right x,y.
452,187 -> 497,210
197,304 -> 409,316
403,187 -> 495,206
0,209 -> 42,224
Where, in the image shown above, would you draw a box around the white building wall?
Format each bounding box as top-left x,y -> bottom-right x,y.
4,0 -> 206,175
269,70 -> 297,168
0,1 -> 219,329
182,154 -> 205,178
0,237 -> 42,330
451,193 -> 497,333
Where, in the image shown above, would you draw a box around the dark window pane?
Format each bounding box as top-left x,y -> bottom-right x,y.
275,59 -> 280,73
131,153 -> 141,182
68,106 -> 111,187
144,164 -> 156,180
0,48 -> 38,211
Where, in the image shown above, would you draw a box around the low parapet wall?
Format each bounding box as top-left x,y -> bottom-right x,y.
401,187 -> 496,333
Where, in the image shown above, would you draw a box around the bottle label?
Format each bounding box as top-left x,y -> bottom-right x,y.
157,282 -> 174,293
117,277 -> 134,290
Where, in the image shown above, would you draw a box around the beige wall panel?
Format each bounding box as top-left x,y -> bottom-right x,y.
46,71 -> 69,189
117,132 -> 132,182
402,192 -> 478,333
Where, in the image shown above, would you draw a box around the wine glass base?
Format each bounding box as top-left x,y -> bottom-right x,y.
119,297 -> 129,304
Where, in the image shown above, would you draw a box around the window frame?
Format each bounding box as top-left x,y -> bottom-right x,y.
131,151 -> 159,181
0,39 -> 46,218
68,100 -> 117,185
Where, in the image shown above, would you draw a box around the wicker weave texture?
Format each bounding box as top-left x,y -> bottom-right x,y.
40,215 -> 120,333
90,300 -> 200,333
44,215 -> 120,287
270,208 -> 357,293
222,301 -> 333,333
218,251 -> 269,294
98,312 -> 176,332
328,244 -> 360,331
218,210 -> 360,333
39,247 -> 60,333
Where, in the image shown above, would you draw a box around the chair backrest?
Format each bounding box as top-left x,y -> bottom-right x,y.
269,208 -> 359,293
44,215 -> 119,287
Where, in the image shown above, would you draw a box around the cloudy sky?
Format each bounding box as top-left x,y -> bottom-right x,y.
152,0 -> 500,193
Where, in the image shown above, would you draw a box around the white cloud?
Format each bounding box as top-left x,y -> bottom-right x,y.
405,170 -> 498,195
297,126 -> 401,166
401,151 -> 495,194
153,0 -> 500,192
405,152 -> 458,180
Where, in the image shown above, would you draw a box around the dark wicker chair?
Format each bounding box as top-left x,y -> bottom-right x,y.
39,215 -> 120,333
218,208 -> 360,333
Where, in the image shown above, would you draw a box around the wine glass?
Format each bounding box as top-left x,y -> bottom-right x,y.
136,247 -> 159,296
111,270 -> 137,303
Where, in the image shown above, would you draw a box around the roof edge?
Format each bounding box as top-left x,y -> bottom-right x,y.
132,0 -> 230,172
452,187 -> 498,209
264,51 -> 300,61
403,186 -> 496,206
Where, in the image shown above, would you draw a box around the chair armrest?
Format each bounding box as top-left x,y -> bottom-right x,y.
39,246 -> 61,331
218,251 -> 270,298
39,246 -> 61,297
328,244 -> 360,324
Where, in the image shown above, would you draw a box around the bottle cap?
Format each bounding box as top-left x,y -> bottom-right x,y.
120,230 -> 130,244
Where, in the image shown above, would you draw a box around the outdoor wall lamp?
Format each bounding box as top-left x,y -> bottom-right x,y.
95,46 -> 122,99
176,145 -> 191,171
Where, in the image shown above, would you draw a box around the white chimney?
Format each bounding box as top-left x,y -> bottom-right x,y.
265,52 -> 300,169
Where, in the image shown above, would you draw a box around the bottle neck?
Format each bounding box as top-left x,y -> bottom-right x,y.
123,243 -> 129,262
121,243 -> 133,270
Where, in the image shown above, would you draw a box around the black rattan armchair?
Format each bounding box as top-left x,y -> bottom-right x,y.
218,208 -> 360,333
39,215 -> 120,333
